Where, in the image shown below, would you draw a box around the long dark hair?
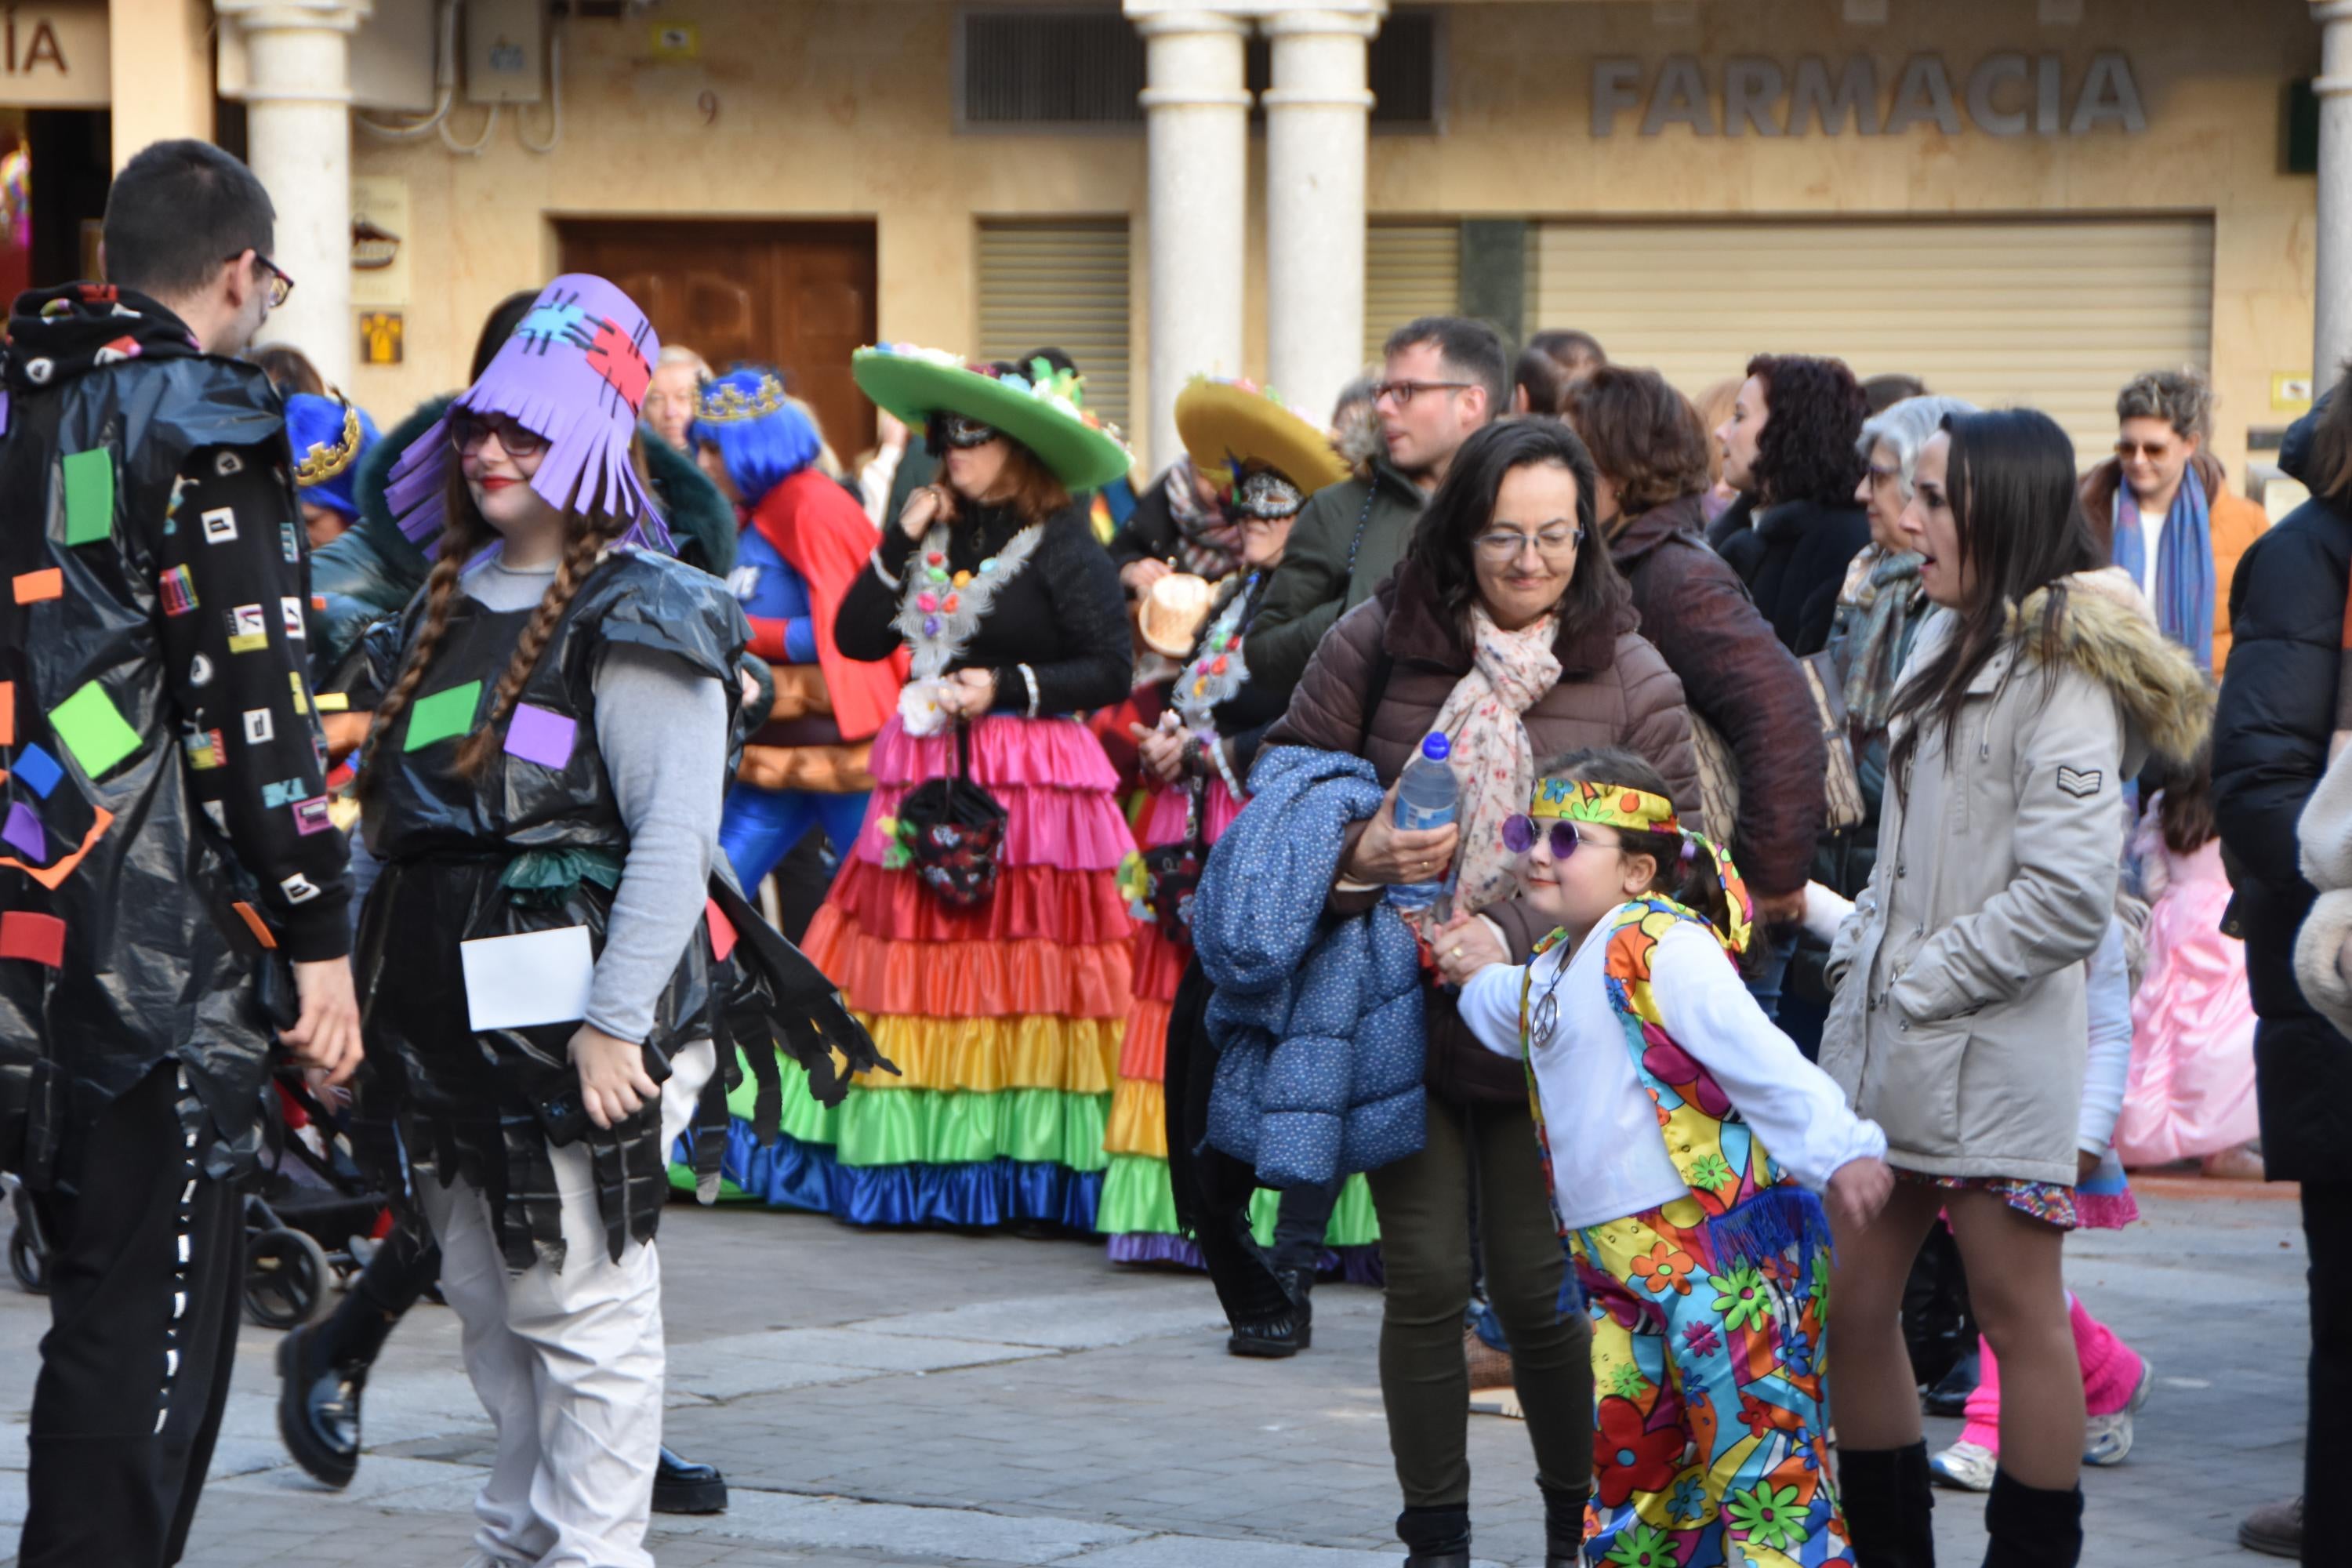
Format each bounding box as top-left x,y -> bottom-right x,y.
1402,417 -> 1631,637
1887,408 -> 2101,792
2153,728 -> 2217,855
1748,352 -> 1867,508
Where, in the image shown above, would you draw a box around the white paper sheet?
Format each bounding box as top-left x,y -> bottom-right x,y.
459,926 -> 596,1032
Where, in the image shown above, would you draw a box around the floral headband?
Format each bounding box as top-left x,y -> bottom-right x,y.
1528,777 -> 1754,956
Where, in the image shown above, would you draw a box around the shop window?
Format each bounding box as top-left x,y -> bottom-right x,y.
977,218 -> 1134,437
1365,221 -> 1462,364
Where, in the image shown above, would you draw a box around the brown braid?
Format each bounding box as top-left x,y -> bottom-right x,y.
356,466 -> 490,799
451,506 -> 626,776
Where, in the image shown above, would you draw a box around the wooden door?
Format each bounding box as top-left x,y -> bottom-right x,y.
557,219 -> 879,456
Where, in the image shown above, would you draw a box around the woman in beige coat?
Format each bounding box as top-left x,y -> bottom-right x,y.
1820,409 -> 2208,1568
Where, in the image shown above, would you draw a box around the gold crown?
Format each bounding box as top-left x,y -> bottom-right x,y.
293,401 -> 363,487
695,372 -> 788,425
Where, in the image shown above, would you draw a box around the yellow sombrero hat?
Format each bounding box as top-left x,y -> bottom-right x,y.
1174,377 -> 1350,497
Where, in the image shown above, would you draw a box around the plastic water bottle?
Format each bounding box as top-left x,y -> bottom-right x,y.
1387,731 -> 1457,912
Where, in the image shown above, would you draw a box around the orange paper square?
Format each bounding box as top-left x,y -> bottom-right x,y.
0,680 -> 16,746
13,569 -> 61,604
230,900 -> 278,950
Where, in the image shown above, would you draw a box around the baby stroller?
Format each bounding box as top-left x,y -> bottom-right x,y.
4,1074 -> 394,1330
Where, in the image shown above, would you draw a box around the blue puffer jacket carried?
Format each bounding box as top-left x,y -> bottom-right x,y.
1192,744 -> 1425,1186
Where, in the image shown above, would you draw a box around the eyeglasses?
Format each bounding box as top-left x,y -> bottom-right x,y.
1866,465 -> 1904,488
1501,815 -> 1603,858
230,251 -> 295,311
1472,524 -> 1583,561
1373,379 -> 1474,408
450,410 -> 550,459
2114,439 -> 2176,461
933,414 -> 999,450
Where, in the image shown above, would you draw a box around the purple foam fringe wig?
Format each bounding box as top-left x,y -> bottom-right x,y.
383,274 -> 673,557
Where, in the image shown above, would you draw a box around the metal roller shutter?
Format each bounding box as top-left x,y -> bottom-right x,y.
1366,222 -> 1462,365
1531,216 -> 2214,467
976,218 -> 1134,437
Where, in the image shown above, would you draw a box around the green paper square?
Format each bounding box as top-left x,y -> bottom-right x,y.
405,680 -> 483,751
60,449 -> 113,547
48,680 -> 141,779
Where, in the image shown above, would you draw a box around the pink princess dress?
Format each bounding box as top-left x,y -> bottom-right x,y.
2113,831 -> 2261,1167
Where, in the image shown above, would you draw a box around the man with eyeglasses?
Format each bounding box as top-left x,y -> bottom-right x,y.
0,139 -> 357,1567
1247,316 -> 1507,701
2077,366 -> 2266,674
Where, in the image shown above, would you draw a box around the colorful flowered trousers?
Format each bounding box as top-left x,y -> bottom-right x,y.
1573,1204 -> 1851,1568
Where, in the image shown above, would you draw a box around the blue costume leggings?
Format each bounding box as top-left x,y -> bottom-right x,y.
717,783 -> 872,893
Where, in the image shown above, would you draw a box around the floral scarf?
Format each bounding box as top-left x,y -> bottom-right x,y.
1838,543 -> 1925,739
1163,456 -> 1243,579
1430,606 -> 1563,915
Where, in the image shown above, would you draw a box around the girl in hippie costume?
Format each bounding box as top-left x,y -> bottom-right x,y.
792,345 -> 1138,1229
1436,746 -> 1891,1568
354,274 -> 882,1567
1104,377 -> 1383,1291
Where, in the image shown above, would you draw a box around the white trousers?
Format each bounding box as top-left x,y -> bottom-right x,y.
418,1040 -> 717,1568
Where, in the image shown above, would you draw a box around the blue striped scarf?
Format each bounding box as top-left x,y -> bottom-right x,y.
2111,463 -> 2214,667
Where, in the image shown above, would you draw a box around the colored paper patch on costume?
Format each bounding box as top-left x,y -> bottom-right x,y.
0,910 -> 64,967
292,796 -> 332,835
49,681 -> 141,779
260,778 -> 307,808
13,743 -> 60,797
228,603 -> 268,653
0,803 -> 111,891
0,681 -> 14,746
280,597 -> 306,640
459,925 -> 595,1031
314,691 -> 349,712
185,730 -> 226,771
279,872 -> 321,906
241,708 -> 274,746
289,672 -> 309,717
60,448 -> 114,546
1,802 -> 43,862
707,897 -> 738,963
200,506 -> 237,544
405,680 -> 482,751
13,569 -> 61,604
503,703 -> 575,770
280,521 -> 301,563
231,900 -> 277,949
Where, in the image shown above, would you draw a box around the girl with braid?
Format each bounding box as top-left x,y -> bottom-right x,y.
349,274 -> 881,1568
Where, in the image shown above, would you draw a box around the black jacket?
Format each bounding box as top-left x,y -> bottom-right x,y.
1708,494 -> 1871,656
2212,399 -> 2352,1178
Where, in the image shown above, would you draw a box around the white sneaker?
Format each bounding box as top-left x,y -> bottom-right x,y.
2084,1355 -> 2154,1467
1928,1439 -> 1996,1491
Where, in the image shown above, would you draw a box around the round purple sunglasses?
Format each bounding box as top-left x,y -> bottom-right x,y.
1501,815 -> 1583,858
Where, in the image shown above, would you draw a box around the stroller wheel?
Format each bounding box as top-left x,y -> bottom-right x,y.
9,1223 -> 45,1295
245,1226 -> 332,1329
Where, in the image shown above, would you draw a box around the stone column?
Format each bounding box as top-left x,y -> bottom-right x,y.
1133,8 -> 1250,474
1261,5 -> 1380,430
214,0 -> 372,388
108,0 -> 216,165
2317,2 -> 2352,381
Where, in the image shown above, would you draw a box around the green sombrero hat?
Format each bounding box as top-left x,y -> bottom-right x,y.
1175,376 -> 1351,496
852,343 -> 1134,492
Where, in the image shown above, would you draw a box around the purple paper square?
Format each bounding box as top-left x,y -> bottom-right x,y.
3,802 -> 44,862
503,702 -> 577,771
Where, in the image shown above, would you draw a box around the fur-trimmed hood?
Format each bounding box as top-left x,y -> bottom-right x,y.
2003,567 -> 2212,769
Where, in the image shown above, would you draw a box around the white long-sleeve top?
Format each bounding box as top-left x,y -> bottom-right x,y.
1458,910 -> 1887,1232
2078,917 -> 2132,1159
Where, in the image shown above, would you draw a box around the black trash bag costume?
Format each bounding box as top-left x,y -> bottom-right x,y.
349,546 -> 887,1271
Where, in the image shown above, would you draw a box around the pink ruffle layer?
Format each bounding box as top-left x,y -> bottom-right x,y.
871,713 -> 1121,791
1137,778 -> 1243,851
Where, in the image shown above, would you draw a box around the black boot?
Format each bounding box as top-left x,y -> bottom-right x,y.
1838,1442 -> 1936,1568
1397,1503 -> 1471,1567
652,1446 -> 729,1515
1980,1470 -> 2081,1568
1227,1267 -> 1312,1357
274,1323 -> 365,1487
1539,1479 -> 1591,1567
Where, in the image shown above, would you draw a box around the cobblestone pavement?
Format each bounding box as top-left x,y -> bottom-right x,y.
0,1175 -> 2307,1566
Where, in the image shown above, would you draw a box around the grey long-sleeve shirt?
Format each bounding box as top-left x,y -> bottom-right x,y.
462,558 -> 728,1044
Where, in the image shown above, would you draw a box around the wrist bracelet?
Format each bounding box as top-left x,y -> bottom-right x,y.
869,548 -> 902,590
1019,663 -> 1041,718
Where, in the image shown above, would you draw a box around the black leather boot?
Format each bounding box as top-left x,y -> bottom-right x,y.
274,1323 -> 364,1488
1838,1442 -> 1936,1568
1227,1267 -> 1312,1357
1980,1469 -> 2081,1568
1397,1503 -> 1472,1567
1539,1479 -> 1591,1567
652,1446 -> 729,1515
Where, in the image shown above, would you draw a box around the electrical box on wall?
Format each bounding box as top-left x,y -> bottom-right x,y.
465,0 -> 544,105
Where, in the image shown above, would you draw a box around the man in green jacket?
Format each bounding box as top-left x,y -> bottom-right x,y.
1247,316 -> 1507,698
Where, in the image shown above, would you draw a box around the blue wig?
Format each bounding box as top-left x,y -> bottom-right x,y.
285,392 -> 380,523
690,368 -> 822,508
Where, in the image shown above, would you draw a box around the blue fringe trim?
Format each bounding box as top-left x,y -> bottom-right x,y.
1705,1185 -> 1832,1272
709,1117 -> 1104,1230
1554,1236 -> 1587,1318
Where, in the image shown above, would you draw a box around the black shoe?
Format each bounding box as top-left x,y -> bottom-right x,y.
1539,1480 -> 1590,1567
652,1446 -> 728,1515
1398,1504 -> 1471,1566
1227,1268 -> 1311,1357
1922,1348 -> 1980,1417
274,1323 -> 363,1488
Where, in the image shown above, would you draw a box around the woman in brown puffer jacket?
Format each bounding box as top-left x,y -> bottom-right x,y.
1261,418 -> 1699,1568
